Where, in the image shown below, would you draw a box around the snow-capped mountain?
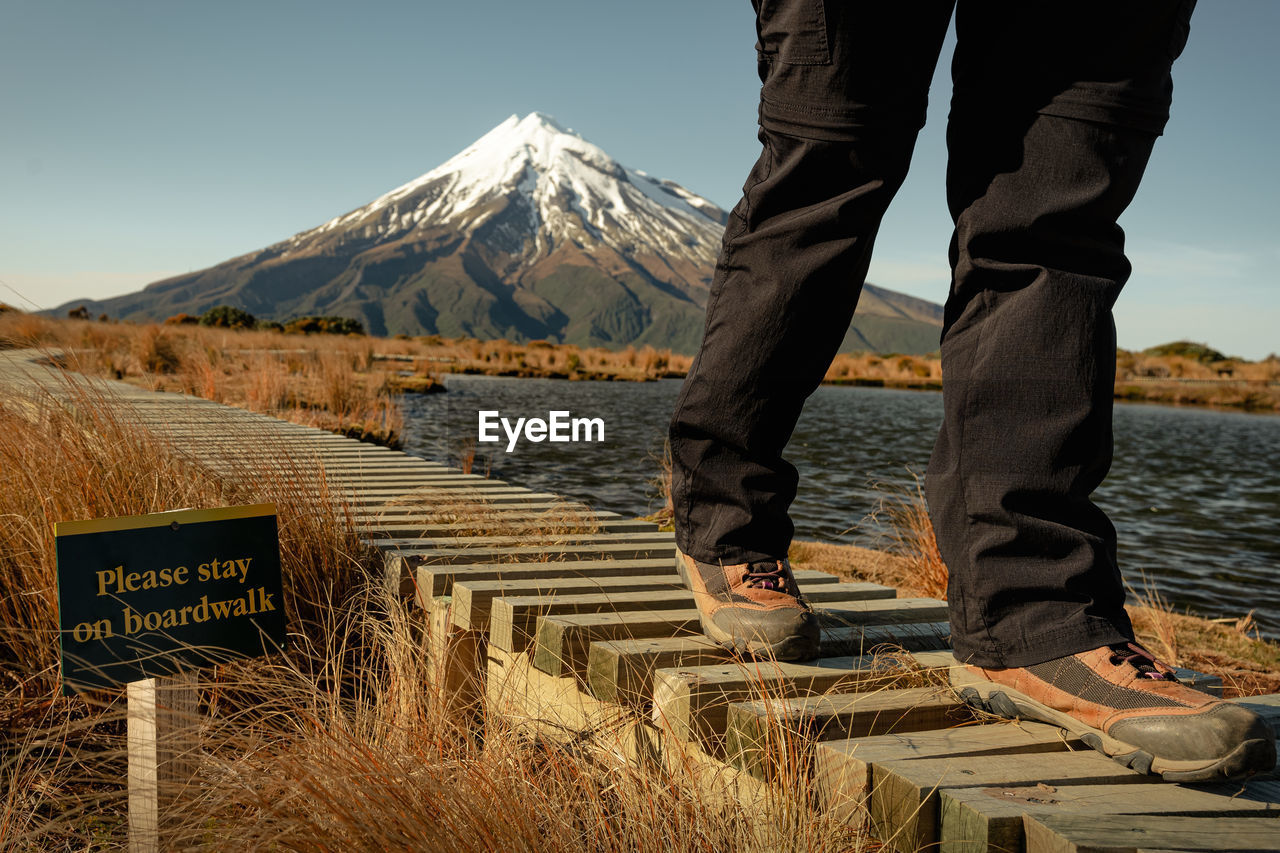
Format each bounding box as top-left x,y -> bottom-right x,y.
272,111 -> 728,308
59,113 -> 943,353
299,112 -> 726,279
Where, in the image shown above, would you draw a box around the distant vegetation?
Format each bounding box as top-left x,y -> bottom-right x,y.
2,310 -> 1277,416
165,306 -> 368,336
1141,340 -> 1229,364
283,315 -> 366,336
198,304 -> 258,330
0,313 -> 410,446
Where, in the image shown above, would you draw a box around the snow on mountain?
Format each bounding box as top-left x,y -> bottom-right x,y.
293,112 -> 727,273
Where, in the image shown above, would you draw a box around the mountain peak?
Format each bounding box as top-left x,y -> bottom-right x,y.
513,111 -> 572,134
306,112 -> 729,268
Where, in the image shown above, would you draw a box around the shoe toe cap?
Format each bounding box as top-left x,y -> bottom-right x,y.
709,608 -> 820,661
1108,701 -> 1277,766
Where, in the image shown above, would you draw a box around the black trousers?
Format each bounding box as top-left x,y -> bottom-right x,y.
668,0 -> 1196,667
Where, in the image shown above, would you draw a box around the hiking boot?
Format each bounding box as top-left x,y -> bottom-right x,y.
675,550 -> 820,661
951,642 -> 1277,782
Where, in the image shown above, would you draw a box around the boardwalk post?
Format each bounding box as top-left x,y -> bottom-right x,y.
127,671 -> 200,852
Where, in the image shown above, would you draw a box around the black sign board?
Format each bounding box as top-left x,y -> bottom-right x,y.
55,504 -> 286,693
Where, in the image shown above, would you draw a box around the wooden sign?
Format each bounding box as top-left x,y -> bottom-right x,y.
55,504 -> 285,692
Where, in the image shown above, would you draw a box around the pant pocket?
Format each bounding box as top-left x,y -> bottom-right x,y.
753,0 -> 831,65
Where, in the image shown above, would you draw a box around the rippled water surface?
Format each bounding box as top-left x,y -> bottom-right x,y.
402,375 -> 1280,636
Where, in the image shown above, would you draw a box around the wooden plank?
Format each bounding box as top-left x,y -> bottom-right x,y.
482,645 -> 778,821
359,516 -> 645,537
199,452 -> 441,463
1235,694 -> 1280,736
1021,813 -> 1280,853
406,557 -> 692,601
726,687 -> 969,780
651,656 -> 907,752
365,487 -> 564,499
494,589 -> 936,653
871,749 -> 1148,853
331,480 -> 521,492
588,636 -> 729,704
814,597 -> 949,627
340,488 -> 543,502
391,542 -> 678,564
820,621 -> 952,656
524,573 -> 885,681
491,588 -> 696,652
941,779 -> 1280,853
357,500 -> 595,522
492,581 -> 898,654
200,458 -> 444,470
371,531 -> 675,550
452,575 -> 684,631
814,721 -> 1080,826
331,478 -> 524,490
532,609 -> 705,676
425,597 -> 487,719
586,622 -> 950,708
485,646 -> 635,740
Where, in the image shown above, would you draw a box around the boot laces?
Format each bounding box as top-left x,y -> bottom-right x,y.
1108,642 -> 1178,682
743,561 -> 790,591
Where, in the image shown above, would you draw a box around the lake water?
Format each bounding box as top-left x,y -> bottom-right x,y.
401,374 -> 1280,637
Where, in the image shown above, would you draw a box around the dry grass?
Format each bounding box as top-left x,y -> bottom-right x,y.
0,378 -> 876,851
0,377 -> 372,846
790,474 -> 948,602
1128,576 -> 1280,697
823,353 -> 941,390
1114,348 -> 1280,412
0,315 -> 411,446
6,311 -> 1279,418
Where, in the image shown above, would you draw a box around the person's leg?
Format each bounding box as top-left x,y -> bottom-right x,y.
936,1 -> 1274,782
930,0 -> 1195,670
670,0 -> 955,566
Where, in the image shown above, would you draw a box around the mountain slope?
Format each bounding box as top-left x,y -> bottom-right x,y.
58,113 -> 943,354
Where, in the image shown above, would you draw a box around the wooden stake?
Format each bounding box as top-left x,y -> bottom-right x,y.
128,671 -> 199,853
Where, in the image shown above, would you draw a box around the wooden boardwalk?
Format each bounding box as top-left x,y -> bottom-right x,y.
5,348 -> 1278,852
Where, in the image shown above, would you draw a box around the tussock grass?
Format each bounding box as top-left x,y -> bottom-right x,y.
0,316 -> 408,446
789,474 -> 947,603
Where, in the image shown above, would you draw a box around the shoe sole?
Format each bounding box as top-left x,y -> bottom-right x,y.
674,552 -> 819,663
949,664 -> 1275,783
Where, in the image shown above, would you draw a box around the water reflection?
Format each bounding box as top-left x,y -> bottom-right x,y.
402,375 -> 1280,636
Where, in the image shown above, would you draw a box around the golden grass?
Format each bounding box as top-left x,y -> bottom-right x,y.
0,315 -> 410,446
5,311 -> 1279,419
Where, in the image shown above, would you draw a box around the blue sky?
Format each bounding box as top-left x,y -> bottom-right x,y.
3,1 -> 1277,358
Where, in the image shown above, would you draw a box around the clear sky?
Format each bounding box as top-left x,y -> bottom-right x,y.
3,1 -> 1277,358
